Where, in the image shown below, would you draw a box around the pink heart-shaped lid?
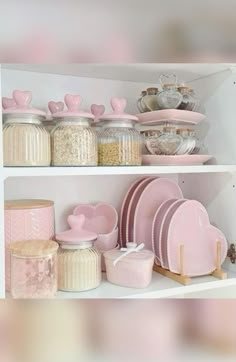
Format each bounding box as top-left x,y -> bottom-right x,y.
48,101 -> 64,114
56,214 -> 97,243
91,104 -> 105,122
102,97 -> 138,121
53,94 -> 94,119
2,90 -> 45,116
2,97 -> 16,109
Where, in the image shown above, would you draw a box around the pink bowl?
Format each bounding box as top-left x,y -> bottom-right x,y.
94,227 -> 118,251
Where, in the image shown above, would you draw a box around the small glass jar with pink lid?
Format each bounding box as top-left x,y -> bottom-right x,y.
2,90 -> 51,166
90,103 -> 105,136
43,100 -> 64,133
9,239 -> 58,299
56,214 -> 101,292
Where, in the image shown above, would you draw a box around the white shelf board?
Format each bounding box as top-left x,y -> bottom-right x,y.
3,165 -> 236,179
2,63 -> 234,83
54,270 -> 236,299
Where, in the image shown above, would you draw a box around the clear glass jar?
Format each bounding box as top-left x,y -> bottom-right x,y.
51,117 -> 98,166
141,129 -> 162,155
9,240 -> 58,299
157,127 -> 182,155
98,120 -> 142,166
177,86 -> 198,111
3,113 -> 51,166
176,128 -> 196,155
141,87 -> 159,112
157,75 -> 183,109
137,91 -> 147,112
43,118 -> 57,133
58,242 -> 101,292
188,129 -> 203,154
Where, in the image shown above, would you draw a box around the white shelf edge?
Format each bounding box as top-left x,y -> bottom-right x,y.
3,165 -> 236,179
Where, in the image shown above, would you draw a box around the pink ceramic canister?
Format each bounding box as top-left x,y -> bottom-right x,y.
4,199 -> 55,291
104,243 -> 154,288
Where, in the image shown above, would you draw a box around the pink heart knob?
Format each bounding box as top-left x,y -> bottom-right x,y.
67,214 -> 85,230
13,90 -> 32,108
64,94 -> 82,112
110,97 -> 127,113
48,101 -> 64,114
91,104 -> 105,121
2,97 -> 16,109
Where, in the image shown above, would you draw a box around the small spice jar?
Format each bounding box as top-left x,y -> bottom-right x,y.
177,86 -> 198,111
137,90 -> 147,113
104,243 -> 154,288
157,75 -> 183,110
51,94 -> 97,166
9,239 -> 58,299
3,90 -> 51,166
157,127 -> 182,155
56,214 -> 101,292
141,87 -> 160,112
141,129 -> 162,155
98,98 -> 142,166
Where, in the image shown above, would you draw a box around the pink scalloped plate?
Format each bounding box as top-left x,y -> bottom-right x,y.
133,178 -> 183,250
167,200 -> 227,276
142,155 -> 213,166
159,199 -> 187,269
137,109 -> 205,125
73,203 -> 118,234
152,199 -> 179,266
126,177 -> 156,244
119,177 -> 148,247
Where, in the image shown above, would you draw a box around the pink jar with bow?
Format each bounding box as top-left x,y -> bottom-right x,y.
104,243 -> 154,288
4,199 -> 55,291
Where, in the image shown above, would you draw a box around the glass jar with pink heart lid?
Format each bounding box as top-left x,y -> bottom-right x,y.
98,97 -> 142,166
2,90 -> 51,166
51,94 -> 97,166
43,100 -> 65,133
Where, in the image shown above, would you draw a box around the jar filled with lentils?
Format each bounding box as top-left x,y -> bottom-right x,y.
3,90 -> 51,166
98,98 -> 142,166
51,94 -> 97,166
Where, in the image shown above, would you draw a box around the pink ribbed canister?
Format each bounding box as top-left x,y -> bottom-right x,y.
4,199 -> 55,291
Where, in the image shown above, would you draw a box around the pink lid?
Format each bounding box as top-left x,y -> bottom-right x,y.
48,101 -> 64,114
104,246 -> 154,264
56,214 -> 97,243
2,90 -> 46,116
102,97 -> 138,121
53,94 -> 94,119
91,104 -> 105,122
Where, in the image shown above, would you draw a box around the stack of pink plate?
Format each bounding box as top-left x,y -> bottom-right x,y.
120,177 -> 228,277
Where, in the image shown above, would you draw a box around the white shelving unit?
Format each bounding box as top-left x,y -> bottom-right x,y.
2,63 -> 236,299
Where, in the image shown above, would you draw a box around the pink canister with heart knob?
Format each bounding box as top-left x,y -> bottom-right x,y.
4,199 -> 55,291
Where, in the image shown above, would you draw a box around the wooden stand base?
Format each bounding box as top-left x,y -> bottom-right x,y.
153,241 -> 227,286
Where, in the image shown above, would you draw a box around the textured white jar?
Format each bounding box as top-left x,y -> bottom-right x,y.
58,243 -> 101,292
3,114 -> 51,166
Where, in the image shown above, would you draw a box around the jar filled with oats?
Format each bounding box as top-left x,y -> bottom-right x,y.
98,98 -> 142,166
51,94 -> 97,166
3,90 -> 51,166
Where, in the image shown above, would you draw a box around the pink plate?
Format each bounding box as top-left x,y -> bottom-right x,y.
152,199 -> 178,266
73,202 -> 118,234
126,177 -> 156,244
167,200 -> 227,276
133,178 -> 183,250
159,199 -> 187,269
142,155 -> 213,166
137,109 -> 205,125
119,177 -> 148,247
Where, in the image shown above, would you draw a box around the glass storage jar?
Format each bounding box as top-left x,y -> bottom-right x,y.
9,239 -> 58,299
98,97 -> 142,166
3,90 -> 50,166
137,90 -> 147,112
141,129 -> 162,155
56,214 -> 101,292
45,100 -> 64,133
157,75 -> 183,109
177,86 -> 198,111
141,87 -> 159,112
51,94 -> 97,166
43,116 -> 57,133
157,127 -> 182,155
176,128 -> 196,155
90,104 -> 105,136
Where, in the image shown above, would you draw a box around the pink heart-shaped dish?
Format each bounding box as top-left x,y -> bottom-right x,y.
73,203 -> 118,234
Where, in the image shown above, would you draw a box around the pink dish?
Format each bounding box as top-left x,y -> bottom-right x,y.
73,203 -> 118,234
94,227 -> 118,251
137,109 -> 205,125
167,200 -> 227,276
152,199 -> 180,266
159,199 -> 187,269
142,155 -> 213,166
119,177 -> 148,247
133,178 -> 183,250
126,177 -> 156,244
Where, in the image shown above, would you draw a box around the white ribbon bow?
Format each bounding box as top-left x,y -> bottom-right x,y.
113,242 -> 145,266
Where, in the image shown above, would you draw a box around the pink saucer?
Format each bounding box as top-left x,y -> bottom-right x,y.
142,154 -> 213,166
137,109 -> 205,125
